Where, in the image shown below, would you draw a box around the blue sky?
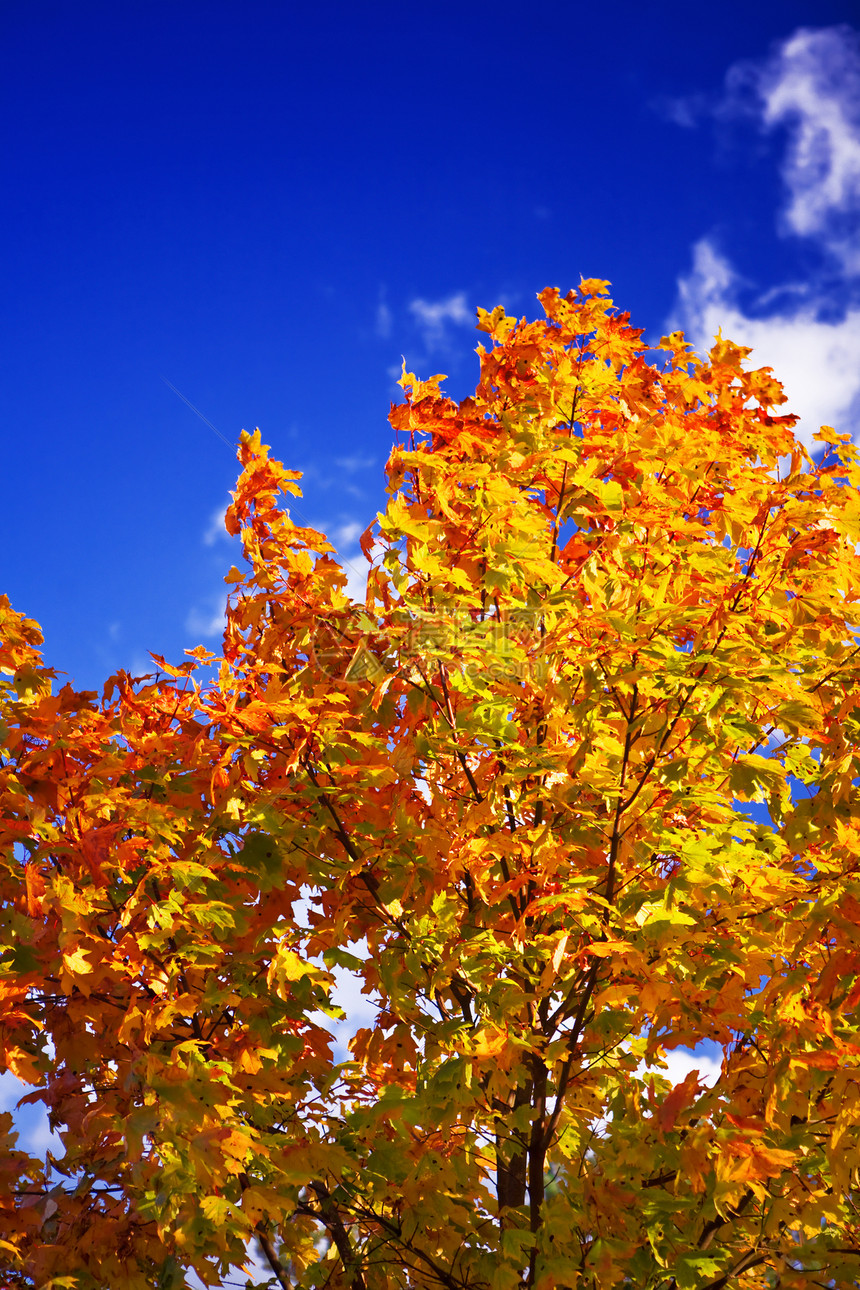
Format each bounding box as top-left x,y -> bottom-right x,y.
3,1 -> 859,695
2,7 -> 859,1279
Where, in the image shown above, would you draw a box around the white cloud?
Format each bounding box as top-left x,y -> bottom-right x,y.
337,529 -> 369,601
311,516 -> 369,601
663,27 -> 860,415
186,597 -> 227,639
0,1070 -> 62,1156
125,653 -> 154,679
342,559 -> 368,603
408,291 -> 473,350
298,460 -> 366,500
327,956 -> 379,1063
663,25 -> 860,270
333,455 -> 374,475
756,26 -> 860,271
671,239 -> 860,445
334,520 -> 363,548
202,505 -> 229,546
0,1070 -> 26,1113
640,1045 -> 722,1089
666,29 -> 860,444
375,299 -> 392,339
652,93 -> 708,129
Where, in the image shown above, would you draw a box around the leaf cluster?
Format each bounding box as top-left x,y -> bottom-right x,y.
3,285 -> 860,1288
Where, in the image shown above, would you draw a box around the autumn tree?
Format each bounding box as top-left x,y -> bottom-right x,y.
4,281 -> 860,1290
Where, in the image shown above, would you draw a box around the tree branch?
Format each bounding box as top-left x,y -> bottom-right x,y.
311,1182 -> 367,1290
256,1230 -> 293,1289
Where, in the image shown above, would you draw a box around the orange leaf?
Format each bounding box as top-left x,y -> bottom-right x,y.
658,1069 -> 700,1133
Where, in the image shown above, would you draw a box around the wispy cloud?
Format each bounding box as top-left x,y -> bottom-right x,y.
328,517 -> 370,602
0,1070 -> 63,1156
186,597 -> 227,640
667,25 -> 860,444
662,25 -> 860,269
334,519 -> 363,548
408,291 -> 473,350
298,459 -> 370,500
343,564 -> 368,603
752,26 -> 860,271
202,505 -> 230,546
333,455 -> 374,475
670,239 -> 860,445
375,298 -> 392,339
638,1045 -> 723,1090
652,92 -> 709,129
657,23 -> 860,271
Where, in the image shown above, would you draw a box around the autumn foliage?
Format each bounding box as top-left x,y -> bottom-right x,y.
4,282 -> 860,1289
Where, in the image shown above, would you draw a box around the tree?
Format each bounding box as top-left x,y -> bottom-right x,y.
3,281 -> 860,1290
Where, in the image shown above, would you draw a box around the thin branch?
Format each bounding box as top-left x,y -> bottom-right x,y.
256,1230 -> 293,1289
311,1182 -> 368,1290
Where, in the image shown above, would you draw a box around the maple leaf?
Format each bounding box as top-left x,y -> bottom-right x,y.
3,286 -> 860,1289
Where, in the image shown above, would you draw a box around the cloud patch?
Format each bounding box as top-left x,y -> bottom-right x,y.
333,455 -> 374,475
754,25 -> 860,270
186,597 -> 227,640
665,27 -> 860,445
202,505 -> 230,546
671,239 -> 860,444
669,24 -> 860,271
0,1069 -> 63,1156
375,298 -> 392,340
652,92 -> 709,130
334,519 -> 363,548
328,517 -> 369,602
639,1045 -> 723,1091
408,291 -> 473,350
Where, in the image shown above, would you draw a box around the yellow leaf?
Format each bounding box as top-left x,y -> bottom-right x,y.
274,948 -> 311,981
551,932 -> 569,974
472,1027 -> 507,1058
6,1045 -> 42,1084
62,947 -> 93,975
586,940 -> 634,957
